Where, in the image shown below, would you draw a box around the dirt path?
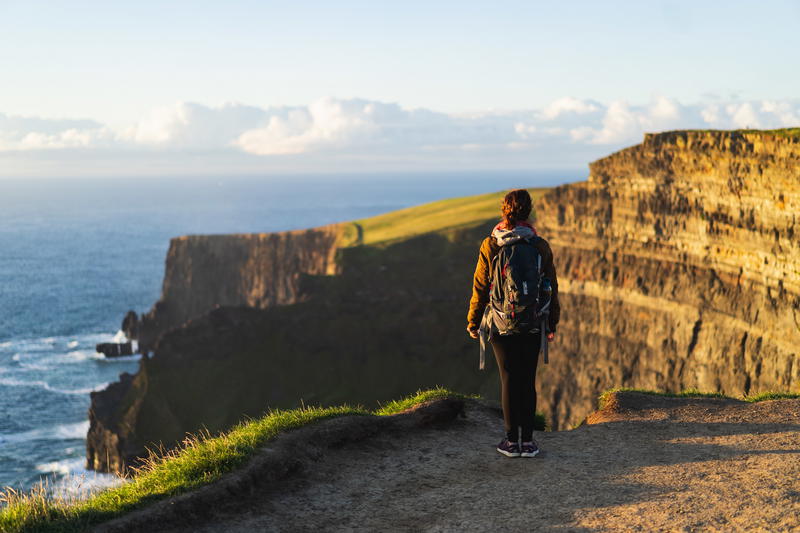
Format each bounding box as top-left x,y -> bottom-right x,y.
98,394 -> 800,532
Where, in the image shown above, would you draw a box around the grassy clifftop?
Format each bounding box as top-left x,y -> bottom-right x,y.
341,188 -> 549,246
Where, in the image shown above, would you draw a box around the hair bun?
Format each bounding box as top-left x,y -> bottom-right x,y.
501,189 -> 532,228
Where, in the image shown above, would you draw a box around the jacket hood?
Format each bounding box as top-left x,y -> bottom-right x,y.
492,221 -> 537,247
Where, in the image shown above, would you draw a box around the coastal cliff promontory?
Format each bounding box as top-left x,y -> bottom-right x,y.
132,225 -> 343,352
88,129 -> 800,474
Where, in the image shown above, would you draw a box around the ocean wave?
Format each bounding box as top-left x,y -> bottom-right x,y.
36,457 -> 125,499
36,457 -> 85,475
0,376 -> 109,395
7,348 -> 140,369
97,353 -> 142,363
18,361 -> 51,371
1,420 -> 90,445
0,332 -> 124,354
64,350 -> 106,363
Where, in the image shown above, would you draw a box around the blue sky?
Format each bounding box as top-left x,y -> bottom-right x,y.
0,1 -> 798,177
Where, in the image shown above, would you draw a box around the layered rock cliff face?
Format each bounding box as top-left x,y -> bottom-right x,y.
133,225 -> 343,351
88,130 -> 800,474
535,130 -> 800,427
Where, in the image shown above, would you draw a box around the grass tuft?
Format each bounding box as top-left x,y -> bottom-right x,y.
374,386 -> 477,415
598,387 -> 800,410
744,391 -> 800,402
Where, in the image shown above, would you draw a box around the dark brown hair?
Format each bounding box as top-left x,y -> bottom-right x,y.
501,189 -> 532,228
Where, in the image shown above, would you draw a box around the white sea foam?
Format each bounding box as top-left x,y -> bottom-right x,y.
18,361 -> 51,371
36,457 -> 85,475
1,420 -> 90,445
0,376 -> 52,390
55,421 -> 90,439
64,350 -> 105,363
36,457 -> 126,499
0,376 -> 109,395
111,330 -> 128,344
0,332 -> 121,354
62,383 -> 110,394
98,353 -> 142,364
9,352 -> 51,371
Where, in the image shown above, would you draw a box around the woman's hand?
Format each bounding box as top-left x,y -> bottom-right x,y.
468,327 -> 479,339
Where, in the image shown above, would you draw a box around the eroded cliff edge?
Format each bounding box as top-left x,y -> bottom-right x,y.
88,130 -> 800,474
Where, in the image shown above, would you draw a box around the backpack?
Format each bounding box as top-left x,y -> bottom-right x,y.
478,235 -> 552,369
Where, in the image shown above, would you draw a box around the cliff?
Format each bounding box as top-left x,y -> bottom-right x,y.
88,130 -> 800,474
534,130 -> 800,428
132,225 -> 343,351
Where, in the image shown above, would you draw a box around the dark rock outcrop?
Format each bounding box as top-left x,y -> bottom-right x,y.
87,372 -> 141,473
87,129 -> 800,474
96,342 -> 133,357
121,311 -> 138,340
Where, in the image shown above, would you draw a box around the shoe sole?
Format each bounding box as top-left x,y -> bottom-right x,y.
520,449 -> 540,458
496,448 -> 521,457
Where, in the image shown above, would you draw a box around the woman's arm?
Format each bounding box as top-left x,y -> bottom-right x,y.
467,238 -> 492,334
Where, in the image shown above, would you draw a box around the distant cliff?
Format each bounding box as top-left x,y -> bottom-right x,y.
131,225 -> 343,352
88,130 -> 800,474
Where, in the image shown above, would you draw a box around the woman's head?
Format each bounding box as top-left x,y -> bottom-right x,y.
501,189 -> 532,228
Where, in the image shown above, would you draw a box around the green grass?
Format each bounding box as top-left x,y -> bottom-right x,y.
374,387 -> 547,430
1,388 -> 475,533
340,187 -> 550,247
375,387 -> 478,415
744,391 -> 800,402
598,387 -> 800,410
660,128 -> 800,140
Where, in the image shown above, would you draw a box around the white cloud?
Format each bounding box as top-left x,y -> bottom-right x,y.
121,102 -> 267,148
1,96 -> 798,176
540,97 -> 601,120
727,102 -> 761,129
0,113 -> 113,151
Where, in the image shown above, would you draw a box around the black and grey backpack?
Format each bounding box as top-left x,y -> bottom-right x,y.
478,229 -> 552,369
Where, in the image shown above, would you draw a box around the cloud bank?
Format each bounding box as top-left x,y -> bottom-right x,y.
2,96 -> 798,176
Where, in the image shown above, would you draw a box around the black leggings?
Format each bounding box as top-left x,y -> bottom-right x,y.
490,332 -> 541,442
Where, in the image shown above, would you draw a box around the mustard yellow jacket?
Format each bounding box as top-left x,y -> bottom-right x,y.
467,234 -> 560,332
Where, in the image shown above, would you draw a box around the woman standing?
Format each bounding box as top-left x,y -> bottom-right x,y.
467,189 -> 560,457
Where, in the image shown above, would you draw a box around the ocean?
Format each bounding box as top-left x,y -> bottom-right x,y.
0,170 -> 577,492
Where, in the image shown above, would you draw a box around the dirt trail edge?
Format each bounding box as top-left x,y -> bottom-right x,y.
95,394 -> 800,532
